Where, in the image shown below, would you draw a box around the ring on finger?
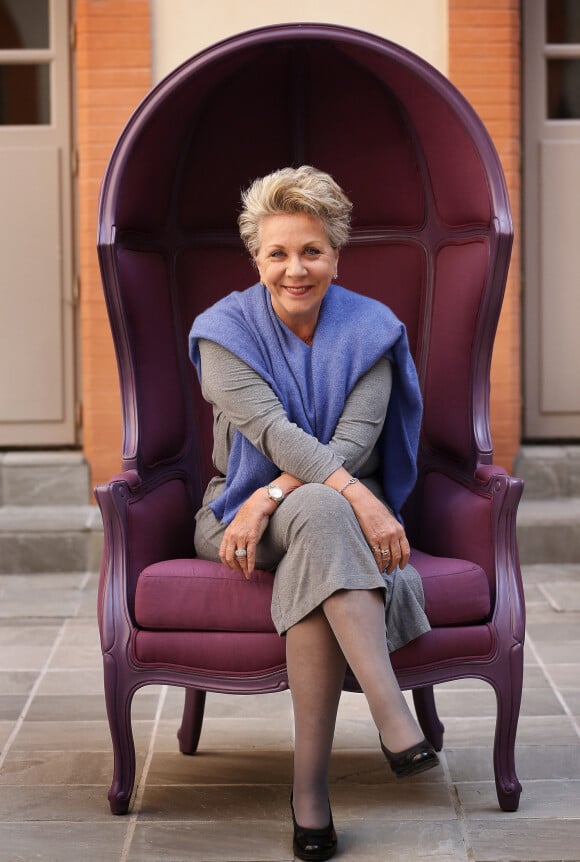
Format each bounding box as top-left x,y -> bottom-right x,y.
234,549 -> 248,558
380,549 -> 391,558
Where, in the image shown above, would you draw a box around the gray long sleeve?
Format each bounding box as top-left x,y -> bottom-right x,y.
198,339 -> 392,484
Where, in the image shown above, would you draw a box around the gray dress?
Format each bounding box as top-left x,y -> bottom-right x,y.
194,340 -> 431,651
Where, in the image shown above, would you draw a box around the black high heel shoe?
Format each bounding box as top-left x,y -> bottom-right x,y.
290,794 -> 337,861
380,735 -> 440,778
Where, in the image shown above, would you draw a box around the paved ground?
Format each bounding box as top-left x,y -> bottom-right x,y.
0,564 -> 579,862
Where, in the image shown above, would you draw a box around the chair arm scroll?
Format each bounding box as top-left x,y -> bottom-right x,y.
95,469 -> 197,654
413,464 -> 523,615
474,467 -> 525,641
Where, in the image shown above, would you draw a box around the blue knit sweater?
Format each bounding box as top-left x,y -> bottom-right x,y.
189,282 -> 422,524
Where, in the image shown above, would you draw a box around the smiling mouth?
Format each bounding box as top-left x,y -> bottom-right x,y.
283,285 -> 312,295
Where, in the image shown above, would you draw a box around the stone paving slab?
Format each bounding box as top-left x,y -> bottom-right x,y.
467,819 -> 580,862
0,565 -> 579,862
0,822 -> 129,862
540,581 -> 580,611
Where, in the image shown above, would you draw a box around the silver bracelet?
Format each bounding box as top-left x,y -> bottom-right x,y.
338,476 -> 359,495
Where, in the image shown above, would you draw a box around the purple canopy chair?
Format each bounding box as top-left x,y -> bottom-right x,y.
96,23 -> 525,816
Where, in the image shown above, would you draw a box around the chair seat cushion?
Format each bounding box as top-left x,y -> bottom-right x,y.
134,549 -> 491,632
410,549 -> 491,626
135,558 -> 277,632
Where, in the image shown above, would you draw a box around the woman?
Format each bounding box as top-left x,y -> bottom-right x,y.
189,165 -> 438,861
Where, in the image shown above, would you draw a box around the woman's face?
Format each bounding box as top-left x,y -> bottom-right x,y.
254,212 -> 339,337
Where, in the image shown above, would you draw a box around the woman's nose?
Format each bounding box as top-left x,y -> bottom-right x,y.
286,254 -> 307,276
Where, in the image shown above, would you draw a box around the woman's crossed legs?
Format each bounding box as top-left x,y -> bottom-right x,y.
287,587 -> 424,829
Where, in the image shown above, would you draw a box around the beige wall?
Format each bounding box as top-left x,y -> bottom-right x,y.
151,0 -> 448,83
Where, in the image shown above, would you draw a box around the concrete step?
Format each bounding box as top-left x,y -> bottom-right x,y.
513,445 -> 580,499
0,505 -> 103,574
0,451 -> 91,506
0,452 -> 103,574
516,497 -> 580,565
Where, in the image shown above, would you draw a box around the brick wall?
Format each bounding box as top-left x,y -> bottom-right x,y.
75,0 -> 151,491
449,0 -> 522,471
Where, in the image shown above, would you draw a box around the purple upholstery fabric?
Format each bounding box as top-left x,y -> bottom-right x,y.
124,476 -> 196,619
135,559 -> 277,632
134,548 -> 490,633
102,33 -> 502,479
132,629 -> 286,673
411,549 -> 490,626
130,623 -> 493,675
391,624 -> 495,672
418,471 -> 496,590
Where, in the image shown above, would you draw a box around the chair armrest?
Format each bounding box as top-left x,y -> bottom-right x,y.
411,463 -> 524,636
95,469 -> 197,653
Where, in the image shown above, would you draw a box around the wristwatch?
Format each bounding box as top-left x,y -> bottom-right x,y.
267,483 -> 286,505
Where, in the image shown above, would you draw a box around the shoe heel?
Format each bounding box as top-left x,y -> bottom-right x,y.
380,735 -> 440,779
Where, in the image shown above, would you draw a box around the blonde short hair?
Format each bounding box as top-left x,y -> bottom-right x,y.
238,165 -> 352,256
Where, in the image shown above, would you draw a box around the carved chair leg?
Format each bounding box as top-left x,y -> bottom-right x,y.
103,655 -> 137,815
178,688 -> 207,755
490,645 -> 524,812
412,685 -> 445,750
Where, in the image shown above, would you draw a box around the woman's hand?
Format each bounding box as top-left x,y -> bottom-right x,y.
326,471 -> 410,574
349,483 -> 410,574
219,488 -> 274,578
219,473 -> 302,578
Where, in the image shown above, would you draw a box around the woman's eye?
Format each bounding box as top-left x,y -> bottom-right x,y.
305,247 -> 320,256
270,250 -> 285,258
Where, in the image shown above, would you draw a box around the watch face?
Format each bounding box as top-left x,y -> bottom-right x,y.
268,485 -> 284,502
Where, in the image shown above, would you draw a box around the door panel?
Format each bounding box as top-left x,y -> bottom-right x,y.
524,0 -> 580,438
0,147 -> 64,421
540,141 -> 580,416
0,0 -> 76,445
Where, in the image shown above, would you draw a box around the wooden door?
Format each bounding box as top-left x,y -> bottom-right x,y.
0,0 -> 77,445
524,0 -> 580,439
